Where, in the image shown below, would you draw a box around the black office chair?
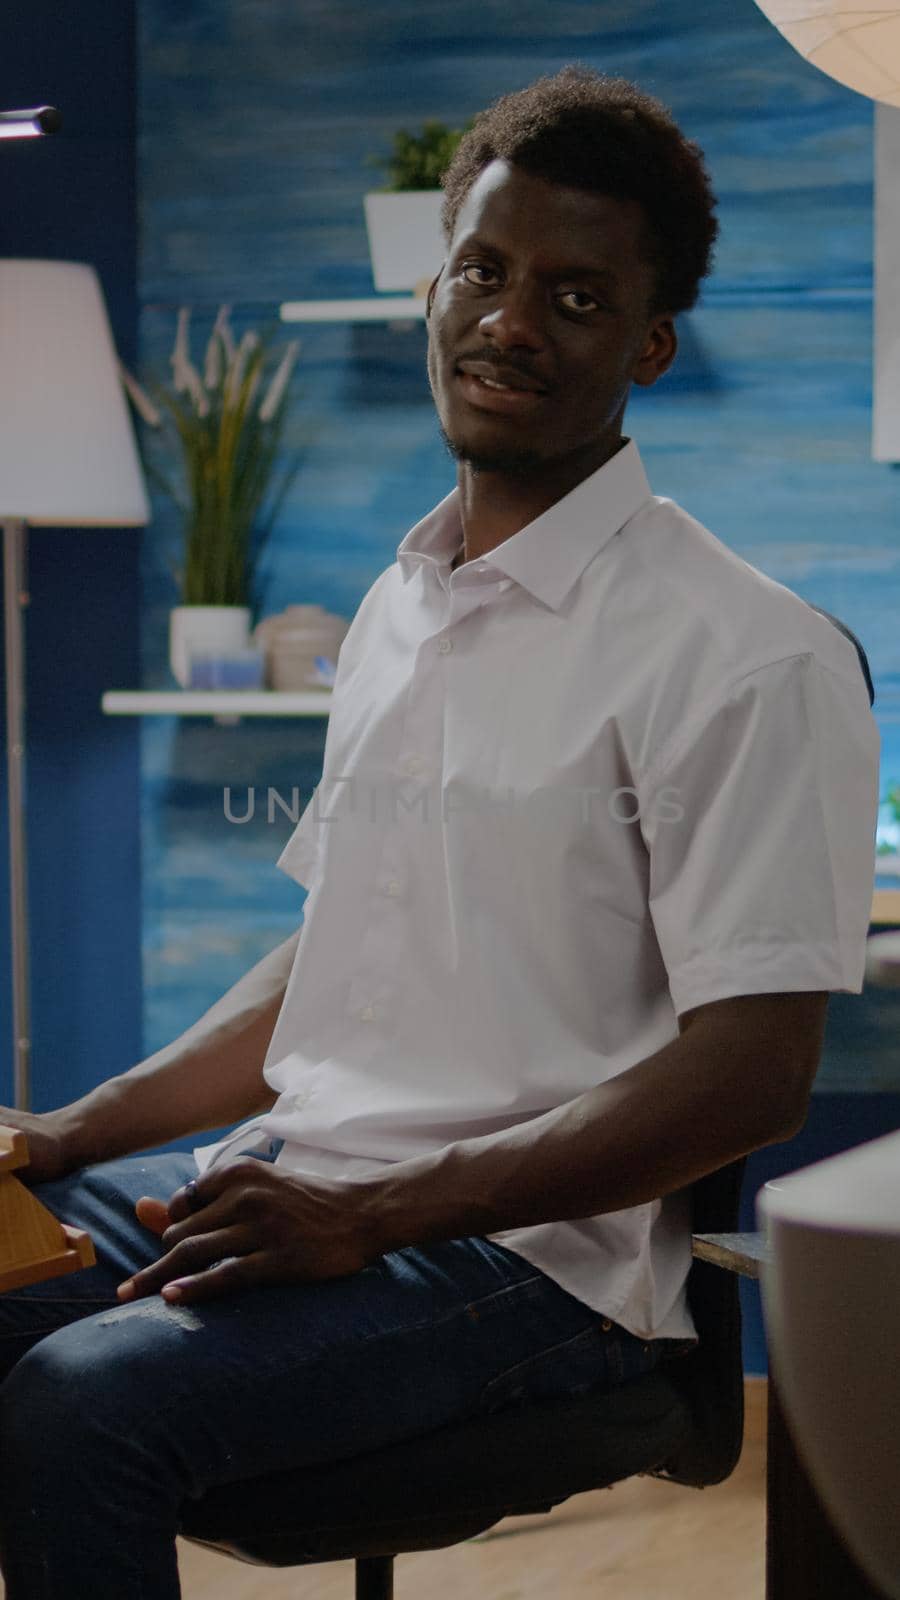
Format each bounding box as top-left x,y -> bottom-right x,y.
179,608 -> 875,1597
179,1156 -> 746,1598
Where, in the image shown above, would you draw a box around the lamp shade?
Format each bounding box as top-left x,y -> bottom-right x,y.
753,3 -> 900,106
0,259 -> 149,524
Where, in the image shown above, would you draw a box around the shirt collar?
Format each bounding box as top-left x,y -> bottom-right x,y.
396,436 -> 654,612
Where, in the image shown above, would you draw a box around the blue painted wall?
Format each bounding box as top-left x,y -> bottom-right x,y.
0,1 -> 143,1110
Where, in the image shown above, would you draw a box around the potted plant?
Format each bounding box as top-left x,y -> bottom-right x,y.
120,306 -> 302,685
363,118 -> 474,293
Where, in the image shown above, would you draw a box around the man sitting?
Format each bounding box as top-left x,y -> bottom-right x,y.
0,64 -> 879,1600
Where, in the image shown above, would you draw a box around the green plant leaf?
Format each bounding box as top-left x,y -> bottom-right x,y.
368,117 -> 475,191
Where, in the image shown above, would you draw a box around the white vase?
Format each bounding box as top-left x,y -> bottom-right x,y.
363,191 -> 446,292
169,605 -> 251,688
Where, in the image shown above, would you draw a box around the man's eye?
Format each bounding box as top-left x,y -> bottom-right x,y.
458,265 -> 598,305
460,263 -> 497,285
559,291 -> 601,313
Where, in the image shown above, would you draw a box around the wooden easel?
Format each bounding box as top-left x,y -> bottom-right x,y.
0,1125 -> 95,1291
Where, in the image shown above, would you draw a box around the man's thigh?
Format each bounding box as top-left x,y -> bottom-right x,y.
0,1226 -> 652,1504
0,1150 -> 659,1508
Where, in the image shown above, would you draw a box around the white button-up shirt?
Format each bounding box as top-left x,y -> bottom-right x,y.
195,436 -> 880,1340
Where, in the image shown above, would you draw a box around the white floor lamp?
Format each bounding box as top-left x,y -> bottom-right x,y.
0,259 -> 149,1109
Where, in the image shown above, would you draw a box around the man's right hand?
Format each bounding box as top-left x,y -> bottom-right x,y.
0,1108 -> 77,1185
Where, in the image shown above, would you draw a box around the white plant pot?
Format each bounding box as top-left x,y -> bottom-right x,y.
757,1131 -> 900,1600
169,605 -> 251,687
363,191 -> 446,292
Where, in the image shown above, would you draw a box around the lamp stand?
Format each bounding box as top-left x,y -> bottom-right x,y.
3,518 -> 31,1111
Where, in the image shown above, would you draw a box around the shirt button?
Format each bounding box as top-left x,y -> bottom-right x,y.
360,1005 -> 377,1021
385,880 -> 402,896
292,1089 -> 309,1108
402,755 -> 425,777
437,638 -> 452,654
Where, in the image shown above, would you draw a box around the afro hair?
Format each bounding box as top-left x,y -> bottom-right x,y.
439,65 -> 719,319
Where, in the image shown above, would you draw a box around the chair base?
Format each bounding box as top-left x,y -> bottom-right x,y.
356,1556 -> 393,1600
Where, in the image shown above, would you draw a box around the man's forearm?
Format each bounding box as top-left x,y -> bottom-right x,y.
56,930 -> 301,1169
357,1017 -> 802,1256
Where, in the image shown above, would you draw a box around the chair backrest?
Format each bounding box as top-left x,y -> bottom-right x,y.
806,604 -> 875,707
649,1155 -> 748,1488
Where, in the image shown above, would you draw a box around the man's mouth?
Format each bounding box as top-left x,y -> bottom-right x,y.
455,370 -> 547,412
456,360 -> 547,394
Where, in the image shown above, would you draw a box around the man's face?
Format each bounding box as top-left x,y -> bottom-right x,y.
426,158 -> 675,477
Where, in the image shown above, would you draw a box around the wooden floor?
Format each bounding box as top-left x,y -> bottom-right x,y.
172,1381 -> 768,1600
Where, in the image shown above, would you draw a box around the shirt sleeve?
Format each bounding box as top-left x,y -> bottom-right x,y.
637,652 -> 880,1020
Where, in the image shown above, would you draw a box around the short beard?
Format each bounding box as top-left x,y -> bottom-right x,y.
436,420 -> 544,477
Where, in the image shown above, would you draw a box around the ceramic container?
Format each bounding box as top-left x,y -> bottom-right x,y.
757,1129 -> 900,1598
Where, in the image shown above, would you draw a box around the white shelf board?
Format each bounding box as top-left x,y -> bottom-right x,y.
102,690 -> 332,717
279,297 -> 426,323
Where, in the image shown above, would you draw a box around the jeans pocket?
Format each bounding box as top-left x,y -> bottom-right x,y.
477,1320 -> 649,1417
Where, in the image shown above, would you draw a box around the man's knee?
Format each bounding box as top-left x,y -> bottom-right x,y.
0,1308 -> 150,1463
0,1328 -> 94,1455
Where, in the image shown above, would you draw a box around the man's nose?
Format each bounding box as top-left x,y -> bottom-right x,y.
477,281 -> 547,348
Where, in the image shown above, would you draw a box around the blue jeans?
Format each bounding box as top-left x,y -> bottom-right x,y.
0,1146 -> 672,1599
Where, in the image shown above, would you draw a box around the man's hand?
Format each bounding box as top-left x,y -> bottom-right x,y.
118,1160 -> 381,1306
0,1107 -> 77,1185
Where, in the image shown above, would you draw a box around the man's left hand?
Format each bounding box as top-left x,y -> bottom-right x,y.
117,1160 -> 381,1305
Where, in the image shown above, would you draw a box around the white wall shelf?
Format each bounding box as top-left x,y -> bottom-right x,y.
279,297 -> 426,323
102,690 -> 332,718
